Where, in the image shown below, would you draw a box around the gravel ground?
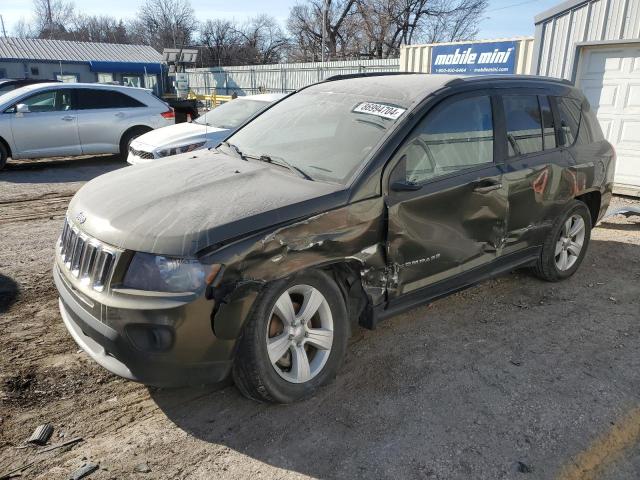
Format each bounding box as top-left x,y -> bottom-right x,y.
0,156 -> 639,480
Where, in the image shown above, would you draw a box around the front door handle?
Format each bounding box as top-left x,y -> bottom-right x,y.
61,115 -> 75,121
473,179 -> 503,193
115,112 -> 125,118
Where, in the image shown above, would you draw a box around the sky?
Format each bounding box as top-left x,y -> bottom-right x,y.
0,0 -> 562,41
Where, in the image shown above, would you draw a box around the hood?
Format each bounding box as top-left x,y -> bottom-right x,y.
131,122 -> 229,150
68,151 -> 345,257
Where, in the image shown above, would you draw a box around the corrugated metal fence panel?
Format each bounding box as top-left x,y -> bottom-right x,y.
399,38 -> 535,74
534,0 -> 640,80
186,59 -> 399,95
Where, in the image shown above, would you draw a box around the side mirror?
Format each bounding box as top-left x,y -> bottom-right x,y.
389,154 -> 421,192
391,180 -> 422,192
16,104 -> 30,114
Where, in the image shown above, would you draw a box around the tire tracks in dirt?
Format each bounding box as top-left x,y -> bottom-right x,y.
0,193 -> 73,224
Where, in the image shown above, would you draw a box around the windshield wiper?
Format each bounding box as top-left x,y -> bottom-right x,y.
254,154 -> 314,181
220,141 -> 248,160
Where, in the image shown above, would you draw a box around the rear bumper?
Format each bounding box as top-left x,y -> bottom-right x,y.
54,264 -> 233,387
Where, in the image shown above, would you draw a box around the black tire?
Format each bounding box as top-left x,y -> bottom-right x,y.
0,142 -> 8,171
232,269 -> 349,403
533,199 -> 592,282
119,128 -> 149,160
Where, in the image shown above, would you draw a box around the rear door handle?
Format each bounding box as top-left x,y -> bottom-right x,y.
115,112 -> 125,118
473,179 -> 503,193
61,115 -> 75,121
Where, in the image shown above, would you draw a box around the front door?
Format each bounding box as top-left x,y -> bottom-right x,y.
9,88 -> 80,158
385,93 -> 508,298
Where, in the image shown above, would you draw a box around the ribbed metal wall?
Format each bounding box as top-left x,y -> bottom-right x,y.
186,59 -> 399,95
534,0 -> 640,80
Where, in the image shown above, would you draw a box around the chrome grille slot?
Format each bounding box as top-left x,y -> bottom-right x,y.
57,218 -> 119,292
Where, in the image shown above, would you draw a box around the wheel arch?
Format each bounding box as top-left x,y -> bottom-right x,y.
120,125 -> 153,146
0,135 -> 12,158
211,259 -> 377,343
575,189 -> 601,226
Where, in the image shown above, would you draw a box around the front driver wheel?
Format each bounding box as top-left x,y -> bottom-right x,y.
232,269 -> 349,403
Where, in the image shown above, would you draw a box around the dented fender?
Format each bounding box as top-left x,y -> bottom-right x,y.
201,197 -> 389,338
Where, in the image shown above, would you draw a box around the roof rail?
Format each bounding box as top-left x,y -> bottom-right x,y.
446,74 -> 574,87
323,71 -> 418,83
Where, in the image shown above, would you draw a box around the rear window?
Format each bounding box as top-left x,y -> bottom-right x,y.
76,89 -> 145,109
554,97 -> 591,145
195,99 -> 269,129
503,95 -> 544,156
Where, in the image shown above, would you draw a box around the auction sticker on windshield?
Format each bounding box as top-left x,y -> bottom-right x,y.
353,102 -> 406,120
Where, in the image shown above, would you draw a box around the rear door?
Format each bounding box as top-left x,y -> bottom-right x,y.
74,88 -> 146,154
385,92 -> 508,298
500,93 -> 579,254
9,88 -> 80,158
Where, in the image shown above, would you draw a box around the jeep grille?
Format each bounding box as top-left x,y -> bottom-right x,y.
58,219 -> 119,291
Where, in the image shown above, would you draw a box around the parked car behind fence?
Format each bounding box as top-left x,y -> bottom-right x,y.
0,82 -> 175,170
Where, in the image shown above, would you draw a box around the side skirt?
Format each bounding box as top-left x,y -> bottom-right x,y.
364,246 -> 541,329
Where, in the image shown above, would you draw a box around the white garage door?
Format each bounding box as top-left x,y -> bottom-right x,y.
577,44 -> 640,195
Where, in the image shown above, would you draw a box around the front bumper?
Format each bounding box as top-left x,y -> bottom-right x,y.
54,264 -> 234,387
127,151 -> 156,165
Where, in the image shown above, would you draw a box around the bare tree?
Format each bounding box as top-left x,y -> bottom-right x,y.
288,0 -> 488,60
200,19 -> 240,66
130,0 -> 198,51
287,0 -> 360,61
32,0 -> 74,39
72,15 -> 131,43
238,15 -> 290,64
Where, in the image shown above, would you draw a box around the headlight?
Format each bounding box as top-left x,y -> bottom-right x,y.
123,252 -> 208,293
156,141 -> 206,158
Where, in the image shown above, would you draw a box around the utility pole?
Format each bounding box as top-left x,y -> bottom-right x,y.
321,0 -> 327,64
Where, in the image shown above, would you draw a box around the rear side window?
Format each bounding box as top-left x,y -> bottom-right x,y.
76,89 -> 145,109
401,95 -> 494,184
555,97 -> 590,145
503,95 -> 544,156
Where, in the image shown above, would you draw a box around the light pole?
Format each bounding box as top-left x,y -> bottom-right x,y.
321,0 -> 328,64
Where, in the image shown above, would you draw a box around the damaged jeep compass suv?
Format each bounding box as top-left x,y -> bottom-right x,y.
54,74 -> 614,403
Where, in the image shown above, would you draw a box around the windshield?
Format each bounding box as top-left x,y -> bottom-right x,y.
195,99 -> 269,129
225,90 -> 405,184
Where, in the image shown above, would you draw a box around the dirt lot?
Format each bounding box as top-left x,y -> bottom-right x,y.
1,156 -> 639,480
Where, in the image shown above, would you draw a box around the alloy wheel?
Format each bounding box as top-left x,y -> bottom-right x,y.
266,284 -> 334,384
555,214 -> 586,271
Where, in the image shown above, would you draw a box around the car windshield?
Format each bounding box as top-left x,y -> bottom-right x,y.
195,99 -> 269,129
225,89 -> 405,184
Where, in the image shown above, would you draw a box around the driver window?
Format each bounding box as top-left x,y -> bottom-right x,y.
16,90 -> 72,113
400,95 -> 494,184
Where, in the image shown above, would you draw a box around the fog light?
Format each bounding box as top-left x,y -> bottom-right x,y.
125,324 -> 174,352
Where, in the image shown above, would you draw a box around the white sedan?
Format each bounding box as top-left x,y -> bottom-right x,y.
127,93 -> 286,164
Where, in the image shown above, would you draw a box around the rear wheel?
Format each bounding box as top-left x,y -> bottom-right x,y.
232,269 -> 349,403
119,128 -> 149,160
534,200 -> 592,281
